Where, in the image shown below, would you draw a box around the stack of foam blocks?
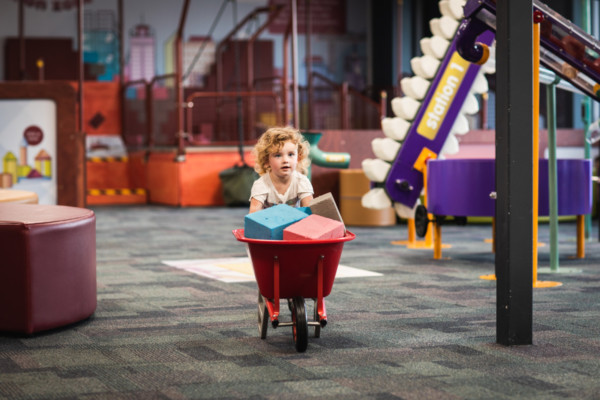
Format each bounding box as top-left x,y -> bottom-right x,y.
244,193 -> 346,241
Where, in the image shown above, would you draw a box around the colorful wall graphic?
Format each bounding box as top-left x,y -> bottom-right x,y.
0,100 -> 57,204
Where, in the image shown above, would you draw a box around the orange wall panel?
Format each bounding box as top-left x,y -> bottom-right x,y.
86,161 -> 130,189
128,151 -> 148,189
180,151 -> 254,206
146,153 -> 181,206
70,81 -> 121,135
95,149 -> 258,206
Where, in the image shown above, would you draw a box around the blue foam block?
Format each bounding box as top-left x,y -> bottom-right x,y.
297,207 -> 312,215
244,204 -> 309,240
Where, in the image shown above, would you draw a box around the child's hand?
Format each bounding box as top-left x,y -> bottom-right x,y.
300,196 -> 313,208
249,198 -> 264,213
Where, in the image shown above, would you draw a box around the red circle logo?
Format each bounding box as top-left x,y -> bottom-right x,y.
23,125 -> 44,146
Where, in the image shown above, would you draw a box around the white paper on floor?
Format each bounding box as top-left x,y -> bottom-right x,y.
162,257 -> 382,283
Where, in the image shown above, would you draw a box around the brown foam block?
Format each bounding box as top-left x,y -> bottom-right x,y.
309,192 -> 345,232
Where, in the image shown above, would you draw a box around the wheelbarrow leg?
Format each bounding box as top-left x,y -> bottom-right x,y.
316,255 -> 327,328
313,299 -> 321,338
264,298 -> 279,328
266,256 -> 280,328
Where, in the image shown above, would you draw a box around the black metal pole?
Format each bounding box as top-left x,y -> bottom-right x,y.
175,0 -> 191,161
495,0 -> 534,345
19,0 -> 26,80
233,0 -> 245,163
290,0 -> 299,128
118,0 -> 126,146
306,0 -> 312,130
77,0 -> 85,206
77,0 -> 84,134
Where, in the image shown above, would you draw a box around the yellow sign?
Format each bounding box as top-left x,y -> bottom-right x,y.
325,154 -> 348,163
417,52 -> 471,140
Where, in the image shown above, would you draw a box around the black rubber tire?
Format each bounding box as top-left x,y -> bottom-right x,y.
291,297 -> 308,352
415,205 -> 429,238
258,292 -> 269,339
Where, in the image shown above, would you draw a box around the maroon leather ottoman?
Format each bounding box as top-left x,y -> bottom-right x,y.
0,204 -> 96,334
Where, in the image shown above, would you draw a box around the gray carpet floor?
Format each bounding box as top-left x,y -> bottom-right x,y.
1,205 -> 599,399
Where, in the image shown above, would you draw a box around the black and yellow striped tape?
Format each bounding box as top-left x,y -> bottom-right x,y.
87,156 -> 129,163
87,188 -> 146,196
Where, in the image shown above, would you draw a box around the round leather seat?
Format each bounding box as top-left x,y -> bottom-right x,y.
0,204 -> 96,334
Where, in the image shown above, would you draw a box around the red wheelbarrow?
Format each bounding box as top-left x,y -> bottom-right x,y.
233,229 -> 355,352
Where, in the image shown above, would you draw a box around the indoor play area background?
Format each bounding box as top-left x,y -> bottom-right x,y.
2,1 -> 600,397
1,0 -> 598,219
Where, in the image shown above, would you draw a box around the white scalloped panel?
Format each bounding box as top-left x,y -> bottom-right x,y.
391,96 -> 421,120
461,93 -> 479,115
450,113 -> 470,135
372,137 -> 401,162
362,188 -> 393,210
428,36 -> 451,59
362,158 -> 391,182
430,16 -> 459,40
471,72 -> 489,94
401,76 -> 431,100
381,117 -> 411,141
394,199 -> 420,219
440,133 -> 459,155
439,0 -> 465,20
411,55 -> 441,80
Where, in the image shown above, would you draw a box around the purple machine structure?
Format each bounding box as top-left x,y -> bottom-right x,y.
427,159 -> 592,218
381,0 -> 599,228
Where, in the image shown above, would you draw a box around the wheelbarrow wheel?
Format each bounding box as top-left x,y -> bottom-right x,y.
415,205 -> 429,238
258,292 -> 269,339
291,297 -> 308,352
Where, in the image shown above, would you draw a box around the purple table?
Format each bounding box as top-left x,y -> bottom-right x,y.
427,158 -> 592,217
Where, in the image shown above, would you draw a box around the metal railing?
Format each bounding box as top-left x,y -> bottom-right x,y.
185,90 -> 283,145
121,73 -> 387,151
306,71 -> 386,130
122,74 -> 177,149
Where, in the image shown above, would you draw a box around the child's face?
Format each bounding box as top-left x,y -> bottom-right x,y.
267,140 -> 298,179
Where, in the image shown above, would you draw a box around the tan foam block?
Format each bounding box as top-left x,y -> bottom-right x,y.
309,192 -> 345,231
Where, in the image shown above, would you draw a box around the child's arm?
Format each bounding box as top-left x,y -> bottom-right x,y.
249,198 -> 264,213
300,195 -> 313,207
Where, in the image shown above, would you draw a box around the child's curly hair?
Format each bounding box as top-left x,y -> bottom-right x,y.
253,126 -> 311,175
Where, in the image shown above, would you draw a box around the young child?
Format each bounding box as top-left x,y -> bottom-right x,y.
249,126 -> 314,213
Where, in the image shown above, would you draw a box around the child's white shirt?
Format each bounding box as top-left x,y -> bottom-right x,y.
250,171 -> 313,208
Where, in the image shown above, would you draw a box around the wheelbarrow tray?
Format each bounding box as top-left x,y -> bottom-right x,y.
232,229 -> 355,299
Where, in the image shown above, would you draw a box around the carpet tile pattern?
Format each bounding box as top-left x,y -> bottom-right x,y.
1,206 -> 599,399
